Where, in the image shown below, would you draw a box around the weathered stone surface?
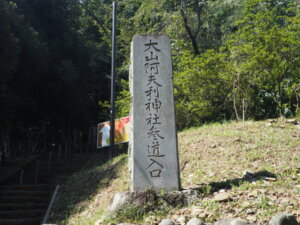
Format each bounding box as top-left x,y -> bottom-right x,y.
269,213 -> 299,225
187,218 -> 206,225
118,223 -> 134,225
161,191 -> 185,207
109,191 -> 132,212
94,220 -> 102,225
245,208 -> 255,215
246,215 -> 257,222
109,190 -> 158,212
129,34 -> 180,192
286,119 -> 298,125
191,207 -> 203,216
241,201 -> 251,208
182,189 -> 199,205
162,189 -> 201,207
176,215 -> 187,225
110,189 -> 197,212
132,190 -> 157,207
215,218 -> 254,225
144,215 -> 160,224
159,219 -> 175,225
117,224 -> 136,225
213,192 -> 231,202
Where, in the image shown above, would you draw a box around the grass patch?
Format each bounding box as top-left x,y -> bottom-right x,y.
50,153 -> 129,225
103,200 -> 171,224
178,118 -> 300,224
50,118 -> 300,224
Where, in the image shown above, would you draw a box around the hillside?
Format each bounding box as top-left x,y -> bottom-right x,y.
49,119 -> 300,225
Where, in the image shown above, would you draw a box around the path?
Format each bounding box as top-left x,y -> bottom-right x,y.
0,151 -> 92,225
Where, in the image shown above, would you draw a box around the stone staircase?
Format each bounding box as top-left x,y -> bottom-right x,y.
0,184 -> 51,225
0,152 -> 92,225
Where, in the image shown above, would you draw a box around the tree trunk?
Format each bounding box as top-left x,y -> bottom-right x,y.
180,8 -> 200,55
278,82 -> 284,118
1,143 -> 7,167
233,72 -> 241,121
242,98 -> 245,122
233,94 -> 240,121
296,0 -> 300,16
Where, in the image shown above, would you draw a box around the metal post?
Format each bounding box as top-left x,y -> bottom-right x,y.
110,0 -> 117,161
48,152 -> 52,172
69,138 -> 72,156
42,185 -> 60,224
58,145 -> 61,163
64,142 -> 68,159
34,160 -> 40,184
87,128 -> 90,153
79,132 -> 83,153
19,170 -> 24,185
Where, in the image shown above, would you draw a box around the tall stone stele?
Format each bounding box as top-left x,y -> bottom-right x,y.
129,34 -> 181,192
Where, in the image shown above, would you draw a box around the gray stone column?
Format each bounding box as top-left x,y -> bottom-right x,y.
129,34 -> 181,191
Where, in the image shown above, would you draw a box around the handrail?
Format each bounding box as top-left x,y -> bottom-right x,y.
41,185 -> 60,225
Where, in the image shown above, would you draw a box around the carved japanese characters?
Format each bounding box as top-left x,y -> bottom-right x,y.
130,34 -> 180,191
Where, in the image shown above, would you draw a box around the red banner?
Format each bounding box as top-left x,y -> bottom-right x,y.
97,116 -> 130,148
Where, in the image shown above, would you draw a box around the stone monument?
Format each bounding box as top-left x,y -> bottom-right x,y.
129,34 -> 181,191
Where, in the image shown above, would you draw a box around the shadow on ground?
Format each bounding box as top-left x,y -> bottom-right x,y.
193,170 -> 277,194
49,145 -> 127,224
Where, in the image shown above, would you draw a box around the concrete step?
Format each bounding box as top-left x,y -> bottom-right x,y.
0,196 -> 50,204
0,184 -> 51,191
0,217 -> 42,225
0,209 -> 45,219
0,202 -> 48,210
0,190 -> 50,197
0,152 -> 93,224
9,175 -> 54,180
4,176 -> 53,183
0,180 -> 51,185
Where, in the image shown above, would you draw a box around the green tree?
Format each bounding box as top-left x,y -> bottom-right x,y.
174,50 -> 231,129
227,0 -> 300,118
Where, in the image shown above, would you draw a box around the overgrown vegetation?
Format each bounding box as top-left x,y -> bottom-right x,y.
108,200 -> 171,224
50,118 -> 300,225
1,0 -> 299,161
1,1 -> 299,224
114,0 -> 300,129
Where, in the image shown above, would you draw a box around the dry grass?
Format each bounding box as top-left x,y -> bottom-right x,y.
176,119 -> 300,224
50,118 -> 300,224
179,120 -> 300,186
50,153 -> 130,225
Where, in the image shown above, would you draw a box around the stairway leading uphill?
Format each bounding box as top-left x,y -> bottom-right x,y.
0,151 -> 92,225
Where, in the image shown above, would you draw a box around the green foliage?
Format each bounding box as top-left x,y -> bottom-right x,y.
113,204 -> 145,223
0,0 -> 112,154
1,0 -> 300,151
226,0 -> 300,118
115,79 -> 131,118
110,0 -> 300,130
98,79 -> 130,120
174,50 -> 231,129
173,0 -> 300,127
